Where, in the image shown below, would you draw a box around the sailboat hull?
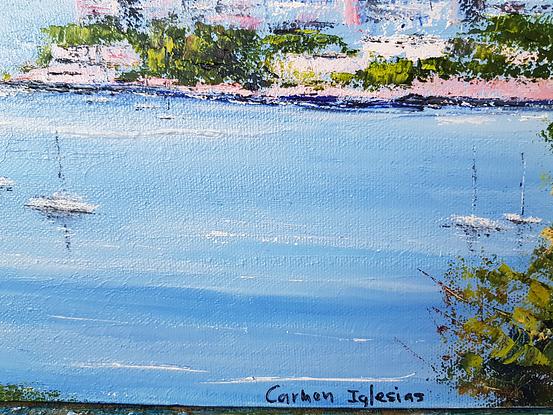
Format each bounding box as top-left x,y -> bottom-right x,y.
26,192 -> 98,215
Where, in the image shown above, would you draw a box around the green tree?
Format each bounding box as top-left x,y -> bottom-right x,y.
262,29 -> 353,57
0,384 -> 62,402
434,123 -> 553,406
418,14 -> 553,80
541,122 -> 553,152
436,247 -> 553,406
128,20 -> 269,89
41,21 -> 126,47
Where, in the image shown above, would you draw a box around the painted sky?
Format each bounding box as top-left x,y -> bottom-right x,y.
0,1 -> 550,75
0,0 -> 74,72
0,0 -> 457,73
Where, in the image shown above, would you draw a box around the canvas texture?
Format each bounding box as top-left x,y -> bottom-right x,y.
0,0 -> 553,409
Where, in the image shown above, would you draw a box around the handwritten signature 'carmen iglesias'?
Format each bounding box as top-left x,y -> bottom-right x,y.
265,384 -> 425,407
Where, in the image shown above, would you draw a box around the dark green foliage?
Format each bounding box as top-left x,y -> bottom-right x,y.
359,58 -> 415,87
0,384 -> 61,402
36,45 -> 53,68
332,14 -> 553,87
331,58 -> 416,88
37,11 -> 552,89
419,14 -> 553,80
182,22 -> 268,88
262,29 -> 355,57
126,17 -> 189,79
330,71 -> 358,87
416,56 -> 460,80
437,240 -> 553,405
471,14 -> 553,54
542,122 -> 553,152
128,20 -> 269,89
115,69 -> 141,82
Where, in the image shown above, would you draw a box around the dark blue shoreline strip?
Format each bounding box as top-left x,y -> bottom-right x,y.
2,81 -> 553,112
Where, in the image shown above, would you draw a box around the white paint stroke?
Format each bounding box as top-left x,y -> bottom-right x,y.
74,362 -> 208,373
290,331 -> 373,343
437,115 -> 494,125
519,114 -> 549,122
56,127 -> 224,140
0,177 -> 14,187
49,315 -> 126,324
203,373 -> 416,384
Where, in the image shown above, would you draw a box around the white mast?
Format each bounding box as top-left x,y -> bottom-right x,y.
520,152 -> 526,217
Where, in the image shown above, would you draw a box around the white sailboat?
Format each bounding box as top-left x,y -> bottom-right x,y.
0,176 -> 14,190
26,191 -> 98,215
504,153 -> 542,225
25,133 -> 98,216
444,148 -> 503,235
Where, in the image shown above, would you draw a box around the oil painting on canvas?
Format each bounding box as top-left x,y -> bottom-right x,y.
1,0 -> 553,409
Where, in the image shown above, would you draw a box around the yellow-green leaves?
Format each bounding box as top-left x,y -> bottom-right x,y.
262,29 -> 352,57
518,345 -> 550,367
513,307 -> 541,332
528,281 -> 551,309
463,317 -> 490,338
0,384 -> 61,402
439,242 -> 553,405
42,23 -> 125,47
490,333 -> 516,360
460,352 -> 483,374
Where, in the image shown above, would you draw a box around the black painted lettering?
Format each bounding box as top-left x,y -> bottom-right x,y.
414,393 -> 425,402
265,385 -> 280,403
278,393 -> 289,404
370,384 -> 374,406
347,389 -> 359,404
375,392 -> 387,403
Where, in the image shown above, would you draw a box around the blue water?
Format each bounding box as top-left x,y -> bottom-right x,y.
0,88 -> 551,408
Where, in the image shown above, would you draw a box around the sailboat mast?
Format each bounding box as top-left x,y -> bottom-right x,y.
471,147 -> 477,216
54,131 -> 65,191
520,152 -> 526,217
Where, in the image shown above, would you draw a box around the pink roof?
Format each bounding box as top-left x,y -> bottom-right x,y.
343,0 -> 361,25
76,0 -> 119,17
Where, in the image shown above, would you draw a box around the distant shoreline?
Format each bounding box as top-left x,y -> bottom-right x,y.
3,80 -> 553,110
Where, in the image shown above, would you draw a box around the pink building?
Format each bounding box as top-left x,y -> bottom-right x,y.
342,0 -> 360,26
75,0 -> 119,19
